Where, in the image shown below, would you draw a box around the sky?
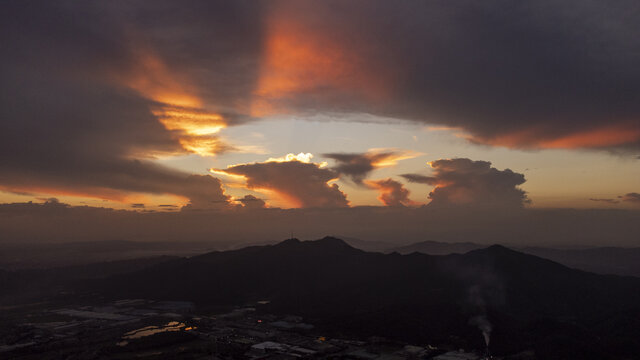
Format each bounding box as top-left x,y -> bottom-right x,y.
1,1 -> 639,246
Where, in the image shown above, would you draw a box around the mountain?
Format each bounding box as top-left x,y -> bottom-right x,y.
0,240 -> 215,270
520,246 -> 640,278
388,240 -> 640,277
339,236 -> 395,252
89,237 -> 640,359
390,240 -> 485,255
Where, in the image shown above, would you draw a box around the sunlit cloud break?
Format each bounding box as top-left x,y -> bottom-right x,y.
211,153 -> 346,208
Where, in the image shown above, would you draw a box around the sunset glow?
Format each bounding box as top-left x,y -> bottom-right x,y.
3,3 -> 640,357
251,8 -> 388,116
2,1 -> 639,211
469,124 -> 640,150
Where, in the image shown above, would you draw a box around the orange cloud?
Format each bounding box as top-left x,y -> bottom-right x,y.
251,6 -> 388,117
466,124 -> 640,150
539,125 -> 640,149
113,47 -> 231,157
0,184 -> 139,203
364,178 -> 417,207
122,48 -> 201,108
152,106 -> 225,136
212,154 -> 348,208
176,137 -> 229,158
367,148 -> 421,167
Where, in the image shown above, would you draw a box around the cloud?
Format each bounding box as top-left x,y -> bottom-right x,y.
3,0 -> 636,166
589,198 -> 620,204
0,2 -> 258,204
212,154 -> 348,208
237,195 -> 267,209
178,175 -> 232,210
620,193 -> 640,204
252,1 -> 640,151
403,158 -> 529,208
324,149 -> 419,184
0,156 -> 231,210
364,178 -> 416,207
2,0 -> 639,207
400,174 -> 436,185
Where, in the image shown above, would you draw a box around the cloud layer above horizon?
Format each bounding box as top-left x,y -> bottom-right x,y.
1,0 -> 639,208
403,159 -> 529,208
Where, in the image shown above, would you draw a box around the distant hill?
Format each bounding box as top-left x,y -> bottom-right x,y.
390,240 -> 485,255
88,237 -> 640,358
0,256 -> 180,304
339,236 -> 395,252
0,240 -> 216,270
388,240 -> 640,277
520,246 -> 640,278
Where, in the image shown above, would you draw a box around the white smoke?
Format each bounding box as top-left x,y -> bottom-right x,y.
469,314 -> 492,346
467,284 -> 494,348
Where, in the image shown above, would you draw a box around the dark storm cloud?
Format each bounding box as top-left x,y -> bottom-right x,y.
110,0 -> 265,116
215,160 -> 348,208
262,0 -> 640,150
2,1 -> 640,206
323,153 -> 378,184
404,159 -> 529,208
0,1 -> 262,203
400,174 -> 437,185
323,150 -> 417,184
620,193 -> 640,203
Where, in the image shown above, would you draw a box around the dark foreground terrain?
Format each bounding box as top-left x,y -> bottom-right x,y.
2,237 -> 640,359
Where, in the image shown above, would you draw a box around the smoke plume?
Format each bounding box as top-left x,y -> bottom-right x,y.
469,315 -> 492,347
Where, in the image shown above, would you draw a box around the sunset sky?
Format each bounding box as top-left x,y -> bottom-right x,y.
1,0 -> 639,215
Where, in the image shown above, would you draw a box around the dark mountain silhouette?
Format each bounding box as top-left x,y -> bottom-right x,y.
88,237 -> 640,358
388,240 -> 640,277
339,236 -> 394,252
520,246 -> 640,278
0,240 -> 216,270
390,240 -> 485,255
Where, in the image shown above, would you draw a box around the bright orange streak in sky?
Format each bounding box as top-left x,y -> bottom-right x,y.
468,124 -> 640,149
124,50 -> 202,108
253,187 -> 302,209
0,185 -> 137,203
251,13 -> 388,117
177,137 -> 224,157
152,107 -> 225,136
539,125 -> 640,149
367,149 -> 422,168
117,48 -> 229,157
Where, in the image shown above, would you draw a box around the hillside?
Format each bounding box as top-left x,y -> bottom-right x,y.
88,237 -> 640,358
